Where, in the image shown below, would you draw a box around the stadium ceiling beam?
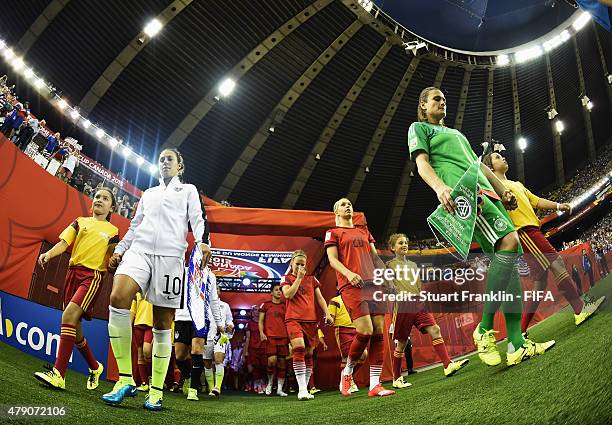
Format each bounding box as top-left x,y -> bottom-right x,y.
345,56 -> 421,204
453,67 -> 472,131
591,22 -> 612,104
545,53 -> 565,187
510,66 -> 525,182
162,0 -> 333,149
484,68 -> 494,143
78,0 -> 192,115
16,0 -> 70,54
281,41 -> 393,209
384,61 -> 445,237
572,37 -> 596,163
214,19 -> 363,201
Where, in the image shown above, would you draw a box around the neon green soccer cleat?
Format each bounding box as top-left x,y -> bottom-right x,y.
34,367 -> 65,390
575,296 -> 606,326
507,338 -> 556,366
444,359 -> 469,377
473,326 -> 501,366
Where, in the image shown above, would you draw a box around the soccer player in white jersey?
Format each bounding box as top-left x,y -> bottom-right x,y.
174,267 -> 223,401
203,286 -> 234,397
102,148 -> 211,411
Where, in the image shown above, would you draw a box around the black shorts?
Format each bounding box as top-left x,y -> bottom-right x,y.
174,320 -> 197,345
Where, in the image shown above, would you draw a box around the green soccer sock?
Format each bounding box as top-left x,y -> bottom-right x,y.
205,367 -> 215,391
502,263 -> 525,348
214,364 -> 224,389
150,329 -> 172,397
108,306 -> 134,386
480,250 -> 518,332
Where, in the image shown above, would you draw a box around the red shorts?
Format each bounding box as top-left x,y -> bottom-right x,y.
340,285 -> 386,321
133,324 -> 153,345
265,337 -> 289,357
247,347 -> 266,367
518,226 -> 559,281
285,320 -> 319,348
391,306 -> 436,342
63,266 -> 104,320
334,326 -> 355,359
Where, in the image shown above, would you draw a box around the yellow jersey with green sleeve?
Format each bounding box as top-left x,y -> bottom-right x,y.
385,257 -> 421,295
504,179 -> 541,230
59,216 -> 119,271
408,121 -> 493,191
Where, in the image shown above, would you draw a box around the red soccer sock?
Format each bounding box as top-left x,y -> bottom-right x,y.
432,337 -> 451,368
54,324 -> 77,377
392,350 -> 404,380
75,338 -> 98,370
137,363 -> 149,385
348,333 -> 371,367
556,271 -> 584,314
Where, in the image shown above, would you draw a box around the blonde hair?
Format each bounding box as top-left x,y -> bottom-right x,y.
417,86 -> 445,125
333,197 -> 351,226
388,233 -> 408,250
291,249 -> 307,260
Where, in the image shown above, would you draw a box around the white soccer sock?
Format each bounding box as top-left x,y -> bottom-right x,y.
277,377 -> 285,392
293,361 -> 307,392
369,365 -> 382,390
306,368 -> 312,388
343,357 -> 355,376
108,306 -> 133,385
204,367 -> 214,390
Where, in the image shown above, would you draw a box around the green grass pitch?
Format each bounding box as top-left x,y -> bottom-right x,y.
1,275 -> 611,424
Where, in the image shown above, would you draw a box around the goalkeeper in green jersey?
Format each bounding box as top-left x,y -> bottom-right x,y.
408,87 -> 555,367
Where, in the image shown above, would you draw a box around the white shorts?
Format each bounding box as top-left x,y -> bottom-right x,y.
203,329 -> 229,360
115,249 -> 185,309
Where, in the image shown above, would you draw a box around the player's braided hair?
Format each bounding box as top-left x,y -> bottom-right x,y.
417,86 -> 445,125
387,233 -> 408,251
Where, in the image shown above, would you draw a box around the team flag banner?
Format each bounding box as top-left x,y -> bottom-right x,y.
427,160 -> 479,260
186,245 -> 211,338
209,249 -> 293,279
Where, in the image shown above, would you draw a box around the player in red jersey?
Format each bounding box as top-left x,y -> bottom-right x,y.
259,283 -> 289,396
325,197 -> 395,397
281,250 -> 332,400
244,305 -> 266,393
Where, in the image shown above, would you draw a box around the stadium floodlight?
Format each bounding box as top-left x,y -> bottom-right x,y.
546,107 -> 558,120
149,164 -> 158,174
136,156 -> 145,166
608,74 -> 612,84
242,277 -> 251,286
518,137 -> 527,153
555,119 -> 564,134
69,109 -> 80,120
586,101 -> 593,110
239,309 -> 247,317
218,78 -> 236,98
572,12 -> 591,31
543,35 -> 563,52
57,98 -> 68,110
496,54 -> 510,66
23,68 -> 34,79
0,39 -> 5,50
81,119 -> 91,129
3,48 -> 14,60
358,0 -> 374,13
34,78 -> 45,89
238,323 -> 245,330
143,18 -> 163,37
580,95 -> 590,107
515,45 -> 542,63
122,146 -> 132,158
96,128 -> 105,139
12,57 -> 24,71
560,30 -> 570,42
109,138 -> 119,148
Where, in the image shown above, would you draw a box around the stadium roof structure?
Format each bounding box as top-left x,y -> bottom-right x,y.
1,0 -> 611,240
